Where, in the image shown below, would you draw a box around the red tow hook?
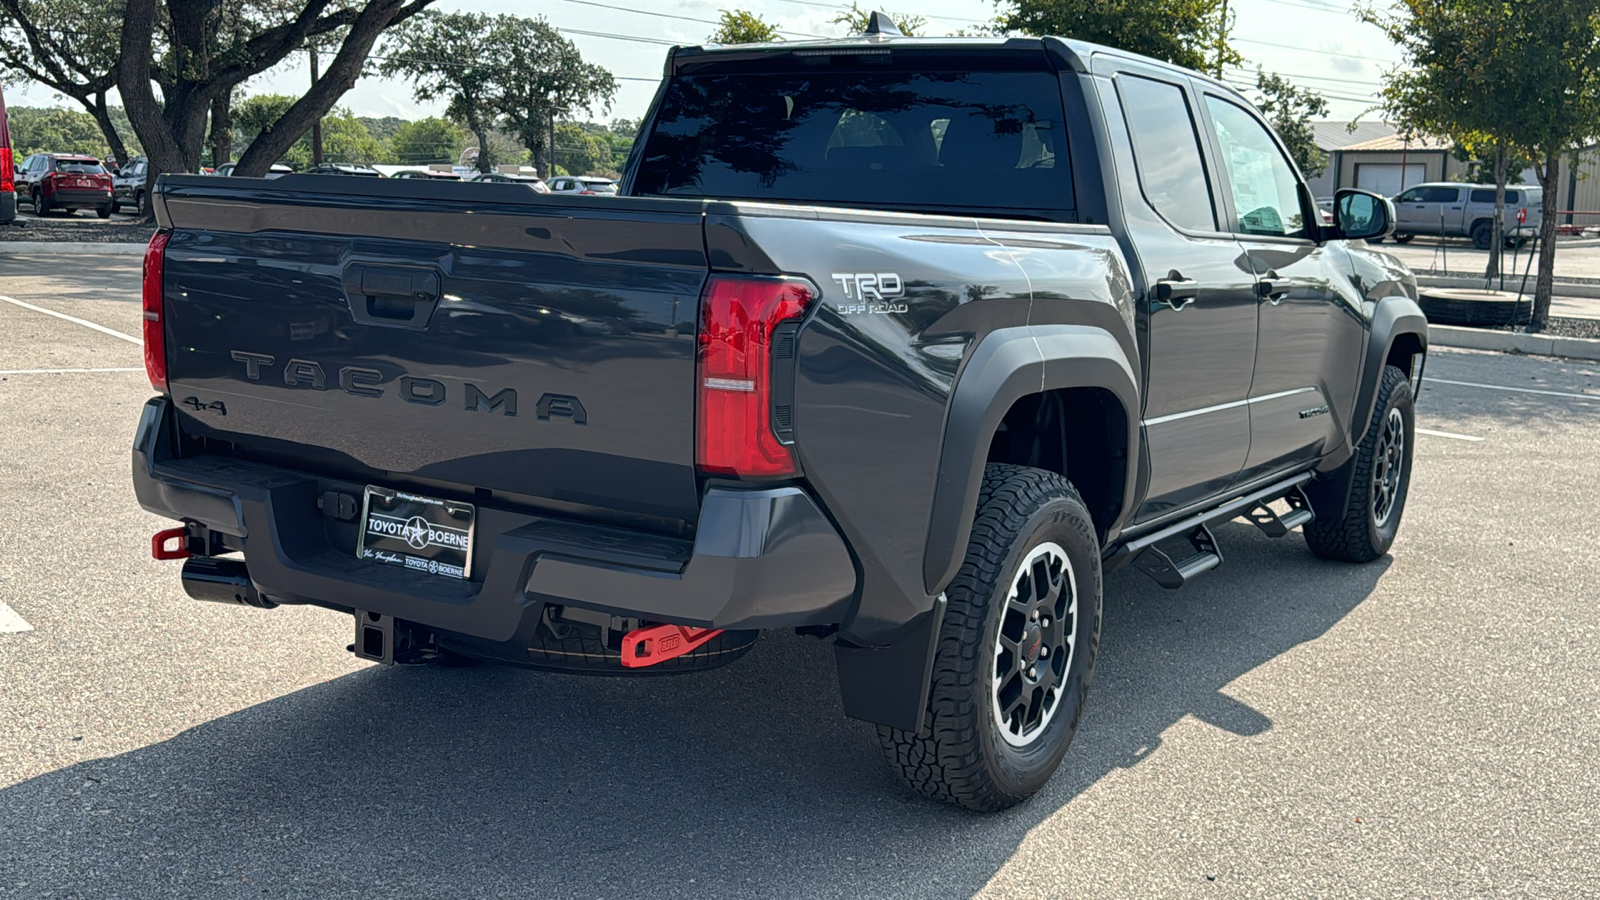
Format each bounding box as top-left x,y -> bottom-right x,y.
151,527 -> 192,561
619,623 -> 723,668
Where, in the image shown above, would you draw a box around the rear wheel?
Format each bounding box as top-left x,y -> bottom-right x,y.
96,204 -> 112,219
878,463 -> 1102,812
1392,233 -> 1415,244
32,188 -> 50,215
1305,365 -> 1415,563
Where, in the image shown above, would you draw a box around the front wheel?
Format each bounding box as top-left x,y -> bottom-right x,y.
1305,365 -> 1415,562
878,463 -> 1102,812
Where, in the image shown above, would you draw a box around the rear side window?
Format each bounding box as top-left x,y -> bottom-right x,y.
634,69 -> 1070,213
1470,188 -> 1521,204
1117,74 -> 1216,232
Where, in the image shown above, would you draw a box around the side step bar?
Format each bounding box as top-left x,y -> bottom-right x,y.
1108,473 -> 1315,589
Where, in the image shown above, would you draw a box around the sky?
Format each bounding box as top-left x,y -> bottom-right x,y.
7,0 -> 1406,126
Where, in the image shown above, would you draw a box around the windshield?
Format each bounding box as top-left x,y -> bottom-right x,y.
634,68 -> 1070,213
57,160 -> 106,175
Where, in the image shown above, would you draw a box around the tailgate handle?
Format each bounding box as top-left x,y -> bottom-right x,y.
344,263 -> 442,330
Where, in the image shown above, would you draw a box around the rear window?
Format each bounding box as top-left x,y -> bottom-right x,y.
634,69 -> 1070,213
57,160 -> 106,175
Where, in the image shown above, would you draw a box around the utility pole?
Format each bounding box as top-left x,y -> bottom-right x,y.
1215,0 -> 1229,78
309,45 -> 324,165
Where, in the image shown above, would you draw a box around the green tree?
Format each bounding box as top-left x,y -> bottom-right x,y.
4,105 -> 118,156
708,10 -> 782,43
358,115 -> 406,144
1251,69 -> 1329,177
387,116 -> 465,166
0,0 -> 133,164
1364,0 -> 1600,330
995,0 -> 1240,74
492,17 -> 617,178
232,95 -> 383,168
830,3 -> 925,36
379,11 -> 550,173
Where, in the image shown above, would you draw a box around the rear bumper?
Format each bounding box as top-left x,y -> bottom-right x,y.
48,188 -> 111,208
132,397 -> 858,642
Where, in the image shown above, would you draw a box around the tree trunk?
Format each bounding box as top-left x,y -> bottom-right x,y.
88,92 -> 132,169
232,0 -> 409,176
471,119 -> 493,173
1485,143 -> 1508,284
118,0 -> 187,221
1529,152 -> 1562,334
210,91 -> 233,167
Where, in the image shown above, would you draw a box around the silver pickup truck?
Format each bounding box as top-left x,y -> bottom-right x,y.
1387,181 -> 1542,249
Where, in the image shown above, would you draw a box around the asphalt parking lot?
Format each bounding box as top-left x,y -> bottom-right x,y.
1,255 -> 1598,899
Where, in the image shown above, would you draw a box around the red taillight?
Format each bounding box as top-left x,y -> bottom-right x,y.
696,275 -> 813,477
0,148 -> 12,193
142,231 -> 171,391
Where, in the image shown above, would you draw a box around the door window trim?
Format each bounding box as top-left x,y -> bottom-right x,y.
1196,89 -> 1317,246
1107,66 -> 1237,242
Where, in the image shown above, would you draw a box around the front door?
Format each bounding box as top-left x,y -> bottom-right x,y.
1197,93 -> 1364,481
1101,70 -> 1259,522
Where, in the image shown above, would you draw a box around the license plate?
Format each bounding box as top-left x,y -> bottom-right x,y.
358,487 -> 475,579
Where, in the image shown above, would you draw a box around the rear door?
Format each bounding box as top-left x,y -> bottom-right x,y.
159,180 -> 710,523
1099,67 -> 1258,520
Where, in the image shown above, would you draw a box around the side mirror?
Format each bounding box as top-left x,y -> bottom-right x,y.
1335,188 -> 1395,241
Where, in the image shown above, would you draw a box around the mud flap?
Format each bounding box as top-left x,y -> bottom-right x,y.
833,595 -> 946,733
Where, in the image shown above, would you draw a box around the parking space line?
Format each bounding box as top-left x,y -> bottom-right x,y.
1416,427 -> 1484,442
1426,377 -> 1600,402
0,294 -> 140,345
0,367 -> 143,376
0,601 -> 33,634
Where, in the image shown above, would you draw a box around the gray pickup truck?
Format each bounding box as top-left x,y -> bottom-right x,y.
1389,181 -> 1542,249
132,26 -> 1427,811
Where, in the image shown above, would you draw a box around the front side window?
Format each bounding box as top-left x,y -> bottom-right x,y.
1204,96 -> 1307,238
1420,186 -> 1459,203
1118,74 -> 1216,232
1396,188 -> 1424,203
634,67 -> 1070,214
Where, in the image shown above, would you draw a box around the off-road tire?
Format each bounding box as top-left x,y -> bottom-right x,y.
877,463 -> 1102,812
1472,221 -> 1494,251
1305,365 -> 1415,563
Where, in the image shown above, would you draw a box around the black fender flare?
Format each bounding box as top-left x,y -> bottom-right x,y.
922,324 -> 1141,595
1353,295 -> 1428,438
1309,296 -> 1428,522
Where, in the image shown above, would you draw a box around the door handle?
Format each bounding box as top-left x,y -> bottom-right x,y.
1256,277 -> 1291,302
1154,277 -> 1199,311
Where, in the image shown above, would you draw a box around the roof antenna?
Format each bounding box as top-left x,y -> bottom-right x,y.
862,11 -> 904,37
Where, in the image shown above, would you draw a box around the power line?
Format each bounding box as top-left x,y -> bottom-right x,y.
1233,36 -> 1400,64
556,0 -> 831,40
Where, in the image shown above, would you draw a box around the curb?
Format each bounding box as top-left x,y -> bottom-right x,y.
1417,274 -> 1600,299
0,241 -> 148,255
1429,324 -> 1600,361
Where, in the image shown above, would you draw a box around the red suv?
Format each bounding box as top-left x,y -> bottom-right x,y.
0,84 -> 15,226
16,153 -> 115,218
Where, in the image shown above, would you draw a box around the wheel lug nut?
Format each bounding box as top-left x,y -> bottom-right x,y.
1041,618 -> 1049,627
1040,647 -> 1049,658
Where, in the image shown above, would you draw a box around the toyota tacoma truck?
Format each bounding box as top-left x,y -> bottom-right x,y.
132,23 -> 1426,812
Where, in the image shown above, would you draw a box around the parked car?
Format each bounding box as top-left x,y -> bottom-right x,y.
134,30 -> 1423,813
547,175 -> 618,195
214,162 -> 294,179
0,83 -> 14,226
470,171 -> 551,193
1388,181 -> 1542,249
113,156 -> 149,215
302,163 -> 381,177
391,169 -> 462,180
15,153 -> 113,217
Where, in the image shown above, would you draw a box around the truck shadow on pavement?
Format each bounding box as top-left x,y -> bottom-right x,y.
0,523 -> 1388,899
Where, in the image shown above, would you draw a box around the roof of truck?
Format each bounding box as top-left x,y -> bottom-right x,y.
673,32 -> 1242,99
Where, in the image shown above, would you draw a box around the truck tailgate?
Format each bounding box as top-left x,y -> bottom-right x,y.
156,177 -> 708,522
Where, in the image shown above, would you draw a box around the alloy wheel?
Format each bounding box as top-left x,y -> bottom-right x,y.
1372,407 -> 1406,526
992,541 -> 1078,748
